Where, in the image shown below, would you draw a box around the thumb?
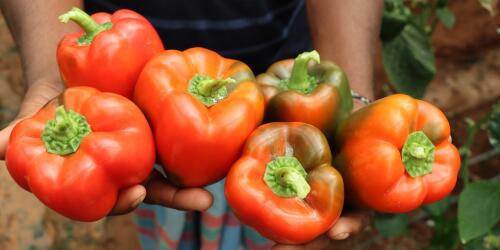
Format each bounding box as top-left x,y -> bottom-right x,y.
0,119 -> 21,160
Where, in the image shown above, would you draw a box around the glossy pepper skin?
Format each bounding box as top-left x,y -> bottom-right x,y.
256,51 -> 353,141
57,8 -> 164,99
134,47 -> 264,187
335,94 -> 460,213
6,87 -> 155,221
225,122 -> 344,244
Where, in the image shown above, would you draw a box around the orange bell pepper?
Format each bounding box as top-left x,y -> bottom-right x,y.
335,94 -> 461,213
134,47 -> 264,187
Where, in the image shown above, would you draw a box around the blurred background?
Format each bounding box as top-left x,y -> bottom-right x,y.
0,0 -> 499,249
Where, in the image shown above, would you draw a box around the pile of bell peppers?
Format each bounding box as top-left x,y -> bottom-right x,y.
5,7 -> 460,244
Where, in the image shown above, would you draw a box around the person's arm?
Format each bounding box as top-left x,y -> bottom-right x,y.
306,0 -> 383,100
0,1 -> 212,215
272,1 -> 383,249
0,0 -> 80,155
0,0 -> 80,88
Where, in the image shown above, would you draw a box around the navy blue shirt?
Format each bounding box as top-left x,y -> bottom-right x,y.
85,0 -> 312,73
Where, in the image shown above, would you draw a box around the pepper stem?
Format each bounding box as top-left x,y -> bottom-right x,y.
41,106 -> 91,155
59,7 -> 112,45
188,74 -> 235,107
402,131 -> 436,177
281,50 -> 320,94
263,156 -> 311,199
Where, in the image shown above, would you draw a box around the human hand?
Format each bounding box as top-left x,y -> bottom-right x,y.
271,211 -> 371,250
0,79 -> 63,158
109,169 -> 213,215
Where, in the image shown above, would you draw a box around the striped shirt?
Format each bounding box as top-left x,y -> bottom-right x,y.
84,0 -> 312,73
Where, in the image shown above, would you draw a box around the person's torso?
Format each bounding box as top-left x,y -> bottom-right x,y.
84,0 -> 312,73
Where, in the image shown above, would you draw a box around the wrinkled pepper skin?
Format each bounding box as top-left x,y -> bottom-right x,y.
6,87 -> 155,221
335,94 -> 460,213
57,8 -> 164,99
134,47 -> 264,187
225,122 -> 344,244
256,51 -> 353,141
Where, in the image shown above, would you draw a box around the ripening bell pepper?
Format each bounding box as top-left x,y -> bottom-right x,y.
6,87 -> 155,221
225,122 -> 344,244
134,47 -> 264,187
256,51 -> 353,141
335,94 -> 461,213
57,7 -> 164,99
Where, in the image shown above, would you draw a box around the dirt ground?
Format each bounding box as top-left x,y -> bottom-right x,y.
0,1 -> 499,249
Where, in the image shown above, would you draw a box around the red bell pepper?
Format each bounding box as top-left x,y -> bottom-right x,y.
57,7 -> 164,99
6,87 -> 155,221
134,47 -> 264,187
335,94 -> 461,213
225,122 -> 344,244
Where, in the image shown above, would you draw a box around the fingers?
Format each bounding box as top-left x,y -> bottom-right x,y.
328,211 -> 372,240
272,211 -> 372,250
0,120 -> 20,159
0,79 -> 64,159
109,185 -> 146,216
110,170 -> 214,215
143,170 -> 213,211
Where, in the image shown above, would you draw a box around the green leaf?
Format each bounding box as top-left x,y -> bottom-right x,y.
410,7 -> 431,30
464,226 -> 500,250
488,102 -> 500,150
458,181 -> 500,243
437,0 -> 450,7
478,0 -> 498,16
411,0 -> 430,6
381,12 -> 410,41
374,213 -> 409,237
426,217 -> 459,250
423,196 -> 453,217
382,24 -> 436,98
464,237 -> 486,250
436,8 -> 456,28
381,0 -> 412,41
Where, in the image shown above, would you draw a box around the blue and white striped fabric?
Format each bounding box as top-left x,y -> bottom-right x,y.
135,180 -> 274,250
85,0 -> 312,73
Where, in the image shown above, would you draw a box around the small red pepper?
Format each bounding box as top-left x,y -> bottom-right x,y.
6,87 -> 155,221
57,7 -> 164,99
225,122 -> 344,244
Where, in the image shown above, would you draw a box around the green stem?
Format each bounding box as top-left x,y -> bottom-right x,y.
263,156 -> 311,199
59,7 -> 112,45
282,50 -> 320,94
41,106 -> 91,155
402,131 -> 436,177
429,2 -> 439,34
197,77 -> 234,96
458,116 -> 490,187
188,75 -> 235,107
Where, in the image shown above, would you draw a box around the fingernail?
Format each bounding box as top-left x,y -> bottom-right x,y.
333,232 -> 350,240
132,193 -> 146,208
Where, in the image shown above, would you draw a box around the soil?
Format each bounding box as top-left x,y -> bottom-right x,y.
0,1 -> 498,249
